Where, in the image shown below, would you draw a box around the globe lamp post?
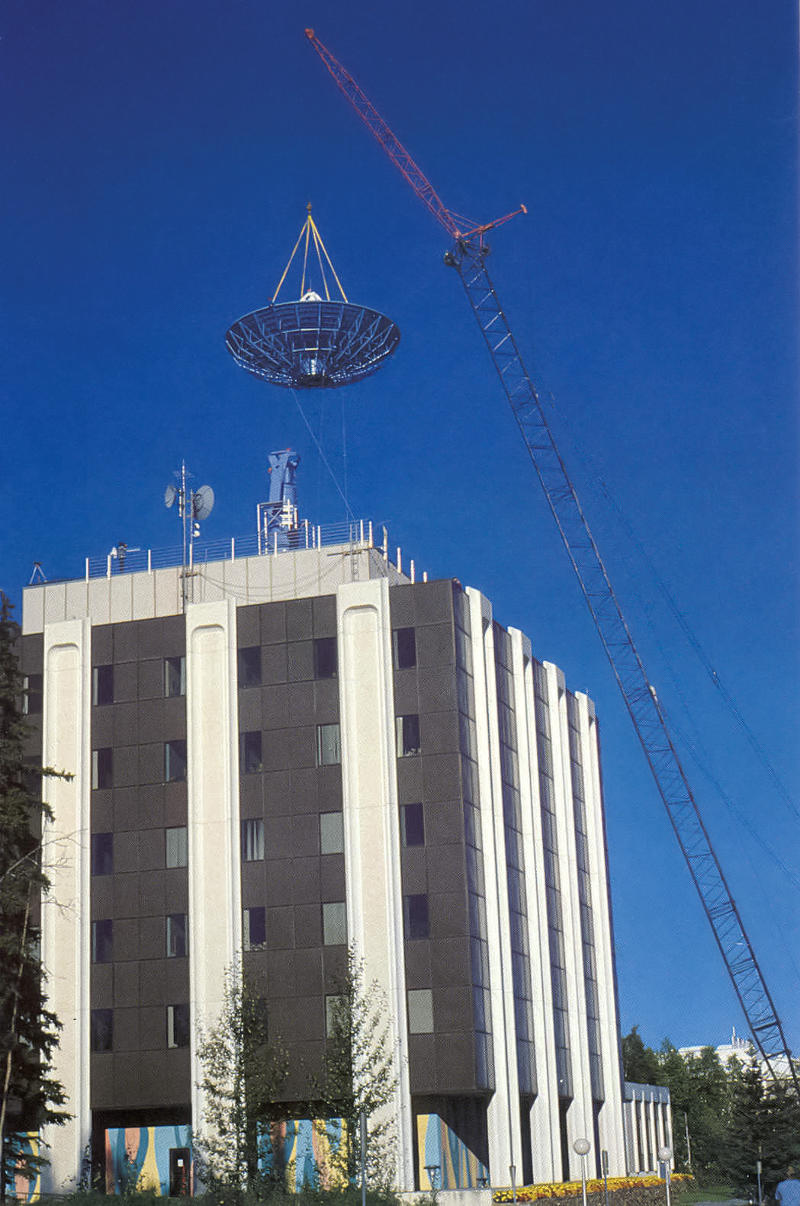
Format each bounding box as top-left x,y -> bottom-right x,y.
574,1138 -> 591,1206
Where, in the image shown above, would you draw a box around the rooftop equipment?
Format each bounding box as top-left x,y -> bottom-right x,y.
226,205 -> 400,389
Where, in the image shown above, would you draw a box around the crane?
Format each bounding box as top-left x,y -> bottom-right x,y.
305,28 -> 798,1094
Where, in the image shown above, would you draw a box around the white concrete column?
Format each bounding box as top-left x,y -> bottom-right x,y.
508,630 -> 560,1183
40,619 -> 92,1192
577,694 -> 626,1174
543,663 -> 594,1178
185,599 -> 242,1134
336,579 -> 413,1191
466,588 -> 522,1185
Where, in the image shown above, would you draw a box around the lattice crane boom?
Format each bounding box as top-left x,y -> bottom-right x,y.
305,30 -> 798,1092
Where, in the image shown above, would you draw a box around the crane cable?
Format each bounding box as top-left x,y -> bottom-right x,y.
537,386 -> 800,827
289,388 -> 355,523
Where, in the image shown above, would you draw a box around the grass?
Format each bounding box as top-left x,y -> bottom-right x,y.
678,1187 -> 738,1205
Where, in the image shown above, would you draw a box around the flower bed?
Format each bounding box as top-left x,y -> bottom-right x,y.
493,1174 -> 695,1205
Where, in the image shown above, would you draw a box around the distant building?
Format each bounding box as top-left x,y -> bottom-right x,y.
679,1029 -> 795,1081
622,1083 -> 672,1175
21,485 -> 631,1194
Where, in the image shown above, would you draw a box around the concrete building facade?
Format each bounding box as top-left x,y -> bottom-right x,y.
20,533 -> 628,1194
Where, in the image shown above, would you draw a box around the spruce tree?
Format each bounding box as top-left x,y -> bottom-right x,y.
0,594 -> 68,1194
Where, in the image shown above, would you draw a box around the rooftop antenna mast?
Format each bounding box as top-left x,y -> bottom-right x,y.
305,28 -> 798,1092
164,462 -> 214,609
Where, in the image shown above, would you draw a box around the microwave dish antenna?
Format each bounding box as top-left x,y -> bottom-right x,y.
226,205 -> 400,389
193,484 -> 215,521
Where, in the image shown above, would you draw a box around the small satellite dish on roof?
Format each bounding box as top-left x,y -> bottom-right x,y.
164,484 -> 177,509
193,485 -> 215,521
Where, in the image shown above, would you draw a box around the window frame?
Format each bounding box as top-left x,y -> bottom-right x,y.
316,723 -> 341,767
165,739 -> 187,783
241,818 -> 265,862
319,811 -> 344,855
91,747 -> 113,790
392,627 -> 417,670
239,730 -> 263,775
91,1008 -> 113,1053
92,918 -> 113,964
400,803 -> 425,847
313,636 -> 338,680
243,906 -> 267,951
322,900 -> 347,946
164,655 -> 186,698
403,893 -> 430,940
91,832 -> 114,876
167,1003 -> 190,1049
92,664 -> 114,707
166,913 -> 188,959
166,826 -> 188,869
396,714 -> 421,758
407,988 -> 434,1034
237,646 -> 262,689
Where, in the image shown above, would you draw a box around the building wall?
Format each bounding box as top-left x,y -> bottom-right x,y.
21,566 -> 627,1193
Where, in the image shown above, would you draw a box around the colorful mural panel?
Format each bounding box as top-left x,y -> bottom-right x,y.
417,1113 -> 488,1190
3,1135 -> 40,1203
105,1125 -> 192,1196
259,1118 -> 348,1191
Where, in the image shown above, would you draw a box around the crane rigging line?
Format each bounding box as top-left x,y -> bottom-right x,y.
542,399 -> 799,826
289,388 -> 355,524
305,28 -> 799,1092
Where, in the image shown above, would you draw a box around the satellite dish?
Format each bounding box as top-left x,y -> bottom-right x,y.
164,484 -> 177,509
193,485 -> 215,521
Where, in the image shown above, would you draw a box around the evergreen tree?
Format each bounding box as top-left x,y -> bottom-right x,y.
621,1027 -> 662,1085
726,1058 -> 800,1195
0,594 -> 68,1194
195,964 -> 289,1193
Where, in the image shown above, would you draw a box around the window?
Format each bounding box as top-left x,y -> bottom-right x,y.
164,656 -> 186,698
91,1008 -> 113,1053
241,818 -> 264,862
403,893 -> 429,940
166,826 -> 188,869
325,994 -> 346,1037
240,731 -> 262,774
92,664 -> 114,706
393,627 -> 417,670
317,723 -> 341,766
92,919 -> 113,964
91,832 -> 113,876
167,1003 -> 190,1049
407,988 -> 434,1034
314,636 -> 338,679
166,913 -> 188,958
320,812 -> 344,855
243,906 -> 266,951
165,739 -> 187,782
322,901 -> 346,946
396,714 -> 421,757
400,803 -> 425,847
22,674 -> 42,716
92,748 -> 113,790
238,646 -> 261,688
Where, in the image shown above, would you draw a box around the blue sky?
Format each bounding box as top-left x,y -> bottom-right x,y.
3,1 -> 798,1056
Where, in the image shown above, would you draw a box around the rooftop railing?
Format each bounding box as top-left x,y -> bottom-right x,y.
82,519 -> 379,581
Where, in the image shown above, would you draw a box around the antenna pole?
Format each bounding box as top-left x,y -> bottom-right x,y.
181,461 -> 189,611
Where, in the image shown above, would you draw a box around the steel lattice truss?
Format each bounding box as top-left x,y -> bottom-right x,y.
447,236 -> 798,1089
226,299 -> 400,389
305,27 -> 799,1091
